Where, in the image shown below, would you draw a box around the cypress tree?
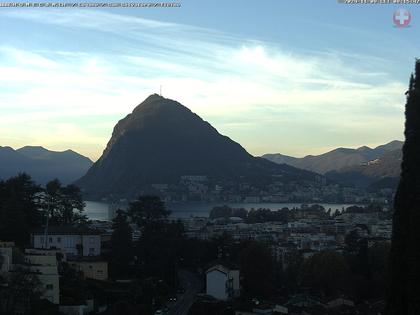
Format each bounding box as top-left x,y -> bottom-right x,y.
110,210 -> 133,278
387,59 -> 420,315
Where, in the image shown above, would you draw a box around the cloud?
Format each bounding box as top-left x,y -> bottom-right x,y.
0,9 -> 406,159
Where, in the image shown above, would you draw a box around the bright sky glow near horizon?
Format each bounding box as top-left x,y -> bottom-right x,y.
0,0 -> 419,161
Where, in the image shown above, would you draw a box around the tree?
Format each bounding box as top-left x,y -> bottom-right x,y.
209,206 -> 232,219
110,210 -> 133,278
0,266 -> 42,314
345,229 -> 363,255
127,195 -> 169,226
0,174 -> 42,247
299,251 -> 349,298
134,219 -> 185,288
240,242 -> 274,299
280,249 -> 303,295
43,179 -> 86,225
369,242 -> 390,299
387,59 -> 420,315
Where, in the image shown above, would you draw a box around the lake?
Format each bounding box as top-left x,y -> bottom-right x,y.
84,201 -> 358,221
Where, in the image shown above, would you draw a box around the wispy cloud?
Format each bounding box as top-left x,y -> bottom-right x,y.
0,9 -> 406,159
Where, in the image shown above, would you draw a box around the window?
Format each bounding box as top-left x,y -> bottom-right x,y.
46,284 -> 53,290
97,270 -> 103,274
89,236 -> 95,244
89,265 -> 93,269
57,237 -> 61,243
89,248 -> 95,255
49,237 -> 53,243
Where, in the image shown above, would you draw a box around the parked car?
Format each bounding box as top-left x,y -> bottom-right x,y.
177,287 -> 186,294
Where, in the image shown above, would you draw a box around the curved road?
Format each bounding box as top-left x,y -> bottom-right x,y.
167,270 -> 202,315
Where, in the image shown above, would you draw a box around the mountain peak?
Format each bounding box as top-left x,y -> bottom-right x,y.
263,140 -> 403,176
145,93 -> 165,101
128,94 -> 197,125
101,95 -> 199,159
17,146 -> 50,159
19,145 -> 48,152
0,146 -> 15,152
1,145 -> 93,184
357,145 -> 371,151
132,94 -> 171,112
76,96 -> 319,198
374,140 -> 403,151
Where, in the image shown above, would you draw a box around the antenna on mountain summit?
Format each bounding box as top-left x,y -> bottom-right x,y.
159,85 -> 162,96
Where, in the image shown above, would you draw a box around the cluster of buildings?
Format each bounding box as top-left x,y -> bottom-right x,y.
203,260 -> 385,315
198,206 -> 391,315
203,269 -> 385,315
0,226 -> 108,314
182,210 -> 391,248
232,295 -> 384,315
116,175 -> 394,205
0,202 -> 393,315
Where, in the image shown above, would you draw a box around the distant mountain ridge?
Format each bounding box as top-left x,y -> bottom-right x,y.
262,141 -> 403,189
326,148 -> 402,189
76,94 -> 322,198
262,140 -> 403,174
0,145 -> 93,184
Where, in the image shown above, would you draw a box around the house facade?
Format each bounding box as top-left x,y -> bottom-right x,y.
25,249 -> 60,304
69,260 -> 108,281
0,241 -> 14,272
206,264 -> 240,300
31,226 -> 101,257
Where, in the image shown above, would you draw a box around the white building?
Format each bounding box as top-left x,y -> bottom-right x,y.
31,226 -> 101,257
60,299 -> 94,315
206,264 -> 240,300
25,249 -> 60,304
0,241 -> 14,272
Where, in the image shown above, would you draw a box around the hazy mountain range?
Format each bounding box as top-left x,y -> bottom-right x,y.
0,145 -> 93,185
75,94 -> 321,198
263,141 -> 403,189
1,96 -> 403,192
326,148 -> 402,189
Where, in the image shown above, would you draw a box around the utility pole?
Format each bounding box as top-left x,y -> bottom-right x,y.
43,197 -> 50,249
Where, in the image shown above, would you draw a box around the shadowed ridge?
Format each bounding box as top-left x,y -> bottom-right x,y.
76,94 -> 320,198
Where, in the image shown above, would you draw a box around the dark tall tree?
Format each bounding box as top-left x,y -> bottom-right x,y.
299,251 -> 349,298
209,205 -> 233,219
0,261 -> 42,315
387,59 -> 420,315
240,242 -> 274,299
134,218 -> 184,287
0,173 -> 42,247
110,210 -> 133,278
44,179 -> 86,225
127,195 -> 169,226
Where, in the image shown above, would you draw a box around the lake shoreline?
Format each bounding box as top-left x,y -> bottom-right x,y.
84,200 -> 366,221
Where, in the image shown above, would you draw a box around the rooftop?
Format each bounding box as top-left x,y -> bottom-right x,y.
32,225 -> 101,236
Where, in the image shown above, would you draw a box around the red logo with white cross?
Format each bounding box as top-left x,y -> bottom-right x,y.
393,9 -> 411,28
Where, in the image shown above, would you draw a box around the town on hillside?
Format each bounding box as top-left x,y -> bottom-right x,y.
0,174 -> 392,315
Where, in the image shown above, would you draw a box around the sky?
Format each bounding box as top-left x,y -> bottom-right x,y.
0,0 -> 419,161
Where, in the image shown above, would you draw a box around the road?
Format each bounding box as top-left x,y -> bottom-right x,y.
167,270 -> 202,315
